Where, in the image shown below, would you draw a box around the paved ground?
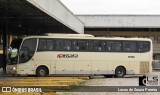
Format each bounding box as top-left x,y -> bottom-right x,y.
0,68 -> 12,77
1,68 -> 160,95
58,72 -> 160,95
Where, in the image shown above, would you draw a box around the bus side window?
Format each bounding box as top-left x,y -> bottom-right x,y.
105,42 -> 111,51
123,42 -> 131,51
47,40 -> 54,51
114,42 -> 122,51
56,40 -> 63,51
38,39 -> 54,51
143,42 -> 150,51
72,40 -> 88,51
72,41 -> 79,50
90,40 -> 103,51
106,42 -> 116,51
123,42 -> 136,52
106,41 -> 121,52
137,42 -> 150,52
38,39 -> 47,51
78,40 -> 88,51
130,42 -> 137,52
63,40 -> 71,51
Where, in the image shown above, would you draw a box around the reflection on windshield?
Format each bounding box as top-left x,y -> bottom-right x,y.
11,49 -> 18,58
8,38 -> 22,65
8,48 -> 18,65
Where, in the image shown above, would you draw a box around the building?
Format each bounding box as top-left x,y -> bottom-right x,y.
77,15 -> 160,59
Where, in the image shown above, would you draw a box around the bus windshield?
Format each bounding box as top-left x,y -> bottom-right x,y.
19,38 -> 37,63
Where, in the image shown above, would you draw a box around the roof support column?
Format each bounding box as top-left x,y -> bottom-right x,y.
2,0 -> 9,73
2,20 -> 8,73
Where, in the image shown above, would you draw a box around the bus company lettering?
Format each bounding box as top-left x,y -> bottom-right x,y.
57,54 -> 78,58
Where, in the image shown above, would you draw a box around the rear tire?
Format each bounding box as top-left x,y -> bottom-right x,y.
36,67 -> 48,77
115,67 -> 126,78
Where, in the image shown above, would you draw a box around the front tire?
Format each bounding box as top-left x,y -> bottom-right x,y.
115,67 -> 126,78
36,67 -> 48,77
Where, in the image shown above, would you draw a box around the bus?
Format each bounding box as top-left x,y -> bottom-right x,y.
7,34 -> 152,77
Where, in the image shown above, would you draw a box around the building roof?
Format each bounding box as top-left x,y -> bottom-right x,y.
77,15 -> 160,28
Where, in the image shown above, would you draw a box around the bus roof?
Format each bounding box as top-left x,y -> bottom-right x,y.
44,33 -> 94,37
23,34 -> 152,42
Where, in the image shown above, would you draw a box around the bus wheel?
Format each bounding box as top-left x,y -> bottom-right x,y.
115,66 -> 126,78
36,66 -> 48,77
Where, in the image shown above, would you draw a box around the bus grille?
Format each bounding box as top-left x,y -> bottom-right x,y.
140,61 -> 149,74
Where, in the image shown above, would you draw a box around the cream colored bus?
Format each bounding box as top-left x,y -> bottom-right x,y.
7,34 -> 152,77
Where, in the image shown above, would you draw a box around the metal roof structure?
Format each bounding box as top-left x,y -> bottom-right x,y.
0,0 -> 84,72
0,0 -> 84,35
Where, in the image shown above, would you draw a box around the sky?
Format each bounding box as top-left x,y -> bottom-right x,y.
60,0 -> 160,15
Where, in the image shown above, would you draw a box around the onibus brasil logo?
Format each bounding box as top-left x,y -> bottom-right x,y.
1,87 -> 42,92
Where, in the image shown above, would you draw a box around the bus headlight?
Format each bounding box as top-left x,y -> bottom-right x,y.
13,67 -> 16,70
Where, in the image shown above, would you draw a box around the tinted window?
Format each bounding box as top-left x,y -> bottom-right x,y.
19,38 -> 37,63
123,42 -> 137,52
72,40 -> 89,51
137,41 -> 150,52
37,38 -> 150,53
72,41 -> 79,50
38,39 -> 54,51
63,40 -> 71,51
38,39 -> 47,51
106,41 -> 122,51
90,40 -> 103,51
56,40 -> 63,51
47,40 -> 54,50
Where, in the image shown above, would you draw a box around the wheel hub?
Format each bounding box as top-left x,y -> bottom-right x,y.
39,70 -> 45,76
118,70 -> 123,76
